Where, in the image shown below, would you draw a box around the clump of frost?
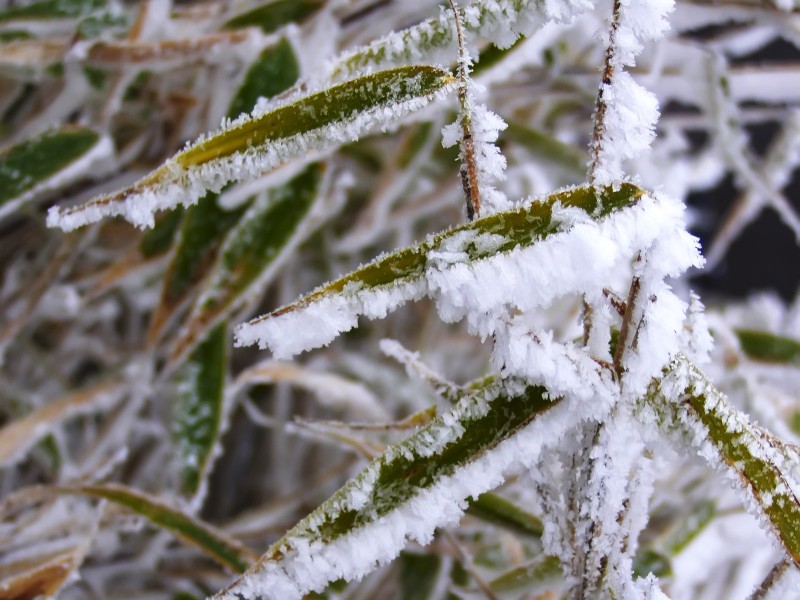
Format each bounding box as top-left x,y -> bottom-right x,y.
591,0 -> 675,185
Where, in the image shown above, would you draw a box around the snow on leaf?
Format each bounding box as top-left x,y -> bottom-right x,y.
222,0 -> 324,34
329,0 -> 592,81
0,126 -> 112,220
648,356 -> 800,567
59,483 -> 258,573
173,323 -> 228,501
212,379 -> 565,599
236,183 -> 644,359
169,163 -> 325,365
47,66 -> 455,231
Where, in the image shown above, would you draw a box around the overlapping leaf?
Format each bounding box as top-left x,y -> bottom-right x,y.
169,163 -> 325,364
736,329 -> 800,364
236,183 -> 644,357
61,483 -> 257,573
648,356 -> 800,567
222,0 -> 324,34
174,324 -> 228,499
48,65 -> 455,230
0,126 -> 110,219
213,378 -> 561,599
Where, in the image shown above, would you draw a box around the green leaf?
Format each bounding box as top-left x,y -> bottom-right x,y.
216,379 -> 561,597
0,0 -> 105,22
467,492 -> 544,538
736,329 -> 800,364
62,483 -> 257,572
139,207 -> 184,259
399,552 -> 441,600
227,38 -> 300,120
632,549 -> 672,579
0,127 -> 102,217
174,323 -> 228,498
222,0 -> 324,34
147,193 -> 249,343
489,555 -> 562,593
50,65 -> 454,230
503,121 -> 586,174
661,500 -> 715,555
650,357 -> 800,567
238,183 -> 644,355
169,163 -> 325,363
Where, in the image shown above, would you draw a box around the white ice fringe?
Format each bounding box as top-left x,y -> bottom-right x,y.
48,84 -> 455,231
214,386 -> 605,600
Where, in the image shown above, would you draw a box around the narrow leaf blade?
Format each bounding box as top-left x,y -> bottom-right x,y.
174,323 -> 228,498
62,483 -> 257,572
48,66 -> 455,230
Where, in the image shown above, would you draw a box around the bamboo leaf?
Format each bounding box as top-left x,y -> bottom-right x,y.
0,126 -> 109,219
222,0 -> 324,34
213,379 -> 562,598
48,65 -> 455,231
169,163 -> 325,363
489,554 -> 562,594
649,357 -> 800,567
61,483 -> 257,572
148,40 -> 298,342
467,492 -> 544,538
174,323 -> 228,499
398,552 -> 441,600
139,207 -> 185,259
227,37 -> 300,120
147,193 -> 249,344
236,183 -> 644,358
736,329 -> 800,364
0,0 -> 104,22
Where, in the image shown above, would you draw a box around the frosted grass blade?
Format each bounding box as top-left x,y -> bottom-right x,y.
174,324 -> 227,499
48,66 -> 455,231
467,492 -> 544,538
213,379 -> 561,599
650,357 -> 800,567
237,183 -> 644,358
149,38 -> 299,343
169,163 -> 325,364
61,483 -> 258,572
0,126 -> 110,219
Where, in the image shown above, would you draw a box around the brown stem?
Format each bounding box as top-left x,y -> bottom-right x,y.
588,0 -> 622,184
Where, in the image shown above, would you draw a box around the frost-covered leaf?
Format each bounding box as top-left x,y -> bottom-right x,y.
227,37 -> 300,120
0,126 -> 110,219
146,193 -> 249,343
736,329 -> 800,364
222,0 -> 324,34
0,379 -> 123,468
467,492 -> 544,538
138,207 -> 184,259
237,183 -> 644,358
62,483 -> 257,572
650,357 -> 800,567
174,323 -> 227,499
213,379 -> 561,599
48,66 -> 455,230
329,0 -> 591,80
489,554 -> 562,594
0,0 -> 104,22
169,163 -> 325,363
